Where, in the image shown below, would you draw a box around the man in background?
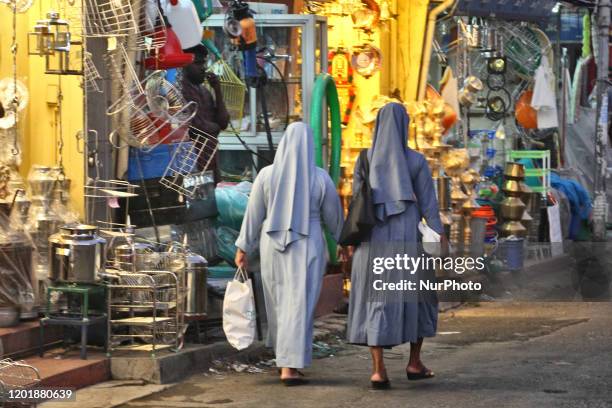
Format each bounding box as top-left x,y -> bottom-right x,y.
182,45 -> 230,183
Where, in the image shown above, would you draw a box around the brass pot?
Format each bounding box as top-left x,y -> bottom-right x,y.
500,196 -> 526,220
500,220 -> 527,237
502,180 -> 523,196
504,162 -> 525,179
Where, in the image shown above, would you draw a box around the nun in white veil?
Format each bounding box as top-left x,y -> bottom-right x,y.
235,122 -> 344,385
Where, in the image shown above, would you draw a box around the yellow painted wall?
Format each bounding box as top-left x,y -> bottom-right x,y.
396,0 -> 430,102
0,2 -> 84,216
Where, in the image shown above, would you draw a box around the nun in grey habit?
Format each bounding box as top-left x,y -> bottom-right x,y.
346,102 -> 444,389
235,122 -> 343,384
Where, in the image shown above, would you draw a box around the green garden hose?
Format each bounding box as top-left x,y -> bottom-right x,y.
310,73 -> 343,263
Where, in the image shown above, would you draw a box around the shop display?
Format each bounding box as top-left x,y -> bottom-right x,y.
0,0 -> 598,376
500,162 -> 529,238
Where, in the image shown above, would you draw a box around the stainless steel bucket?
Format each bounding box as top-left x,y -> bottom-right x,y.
48,224 -> 106,283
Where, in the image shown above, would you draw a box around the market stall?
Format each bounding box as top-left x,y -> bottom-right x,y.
0,0 -> 607,386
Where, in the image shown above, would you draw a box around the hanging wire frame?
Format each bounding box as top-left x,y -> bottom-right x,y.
206,59 -> 247,133
106,46 -> 196,151
84,179 -> 139,199
160,127 -> 218,199
83,52 -> 102,93
79,0 -> 166,51
495,21 -> 553,80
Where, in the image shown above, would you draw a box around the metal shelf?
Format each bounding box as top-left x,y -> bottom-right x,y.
110,316 -> 174,325
110,302 -> 177,310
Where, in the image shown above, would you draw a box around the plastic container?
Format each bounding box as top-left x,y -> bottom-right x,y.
127,141 -> 196,181
160,0 -> 203,49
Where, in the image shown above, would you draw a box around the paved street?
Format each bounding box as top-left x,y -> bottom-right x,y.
119,300 -> 612,408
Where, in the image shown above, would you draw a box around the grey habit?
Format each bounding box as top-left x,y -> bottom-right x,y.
346,103 -> 444,347
236,122 -> 344,368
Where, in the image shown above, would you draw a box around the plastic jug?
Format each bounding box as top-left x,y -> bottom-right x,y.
160,0 -> 203,49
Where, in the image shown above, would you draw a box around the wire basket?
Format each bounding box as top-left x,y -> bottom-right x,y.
84,52 -> 102,93
81,0 -> 166,50
160,127 -> 218,199
84,179 -> 139,199
207,60 -> 247,133
0,358 -> 40,398
495,21 -> 552,80
106,47 -> 196,150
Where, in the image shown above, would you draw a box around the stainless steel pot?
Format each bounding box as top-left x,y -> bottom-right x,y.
48,224 -> 106,283
114,241 -> 155,271
184,251 -> 207,317
0,306 -> 19,327
27,165 -> 57,198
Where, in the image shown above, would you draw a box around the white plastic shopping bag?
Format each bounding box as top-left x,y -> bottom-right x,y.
419,221 -> 442,257
222,267 -> 256,350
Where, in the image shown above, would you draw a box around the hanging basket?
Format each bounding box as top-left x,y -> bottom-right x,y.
207,60 -> 247,133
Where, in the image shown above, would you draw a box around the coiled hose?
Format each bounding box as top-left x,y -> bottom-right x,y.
310,73 -> 342,263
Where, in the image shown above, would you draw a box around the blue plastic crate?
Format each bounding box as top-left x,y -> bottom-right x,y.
127,141 -> 197,181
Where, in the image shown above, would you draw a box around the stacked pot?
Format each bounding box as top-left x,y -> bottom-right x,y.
500,162 -> 530,238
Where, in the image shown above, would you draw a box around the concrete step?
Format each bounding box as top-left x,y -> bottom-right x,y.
0,320 -> 62,359
110,341 -> 268,384
28,349 -> 110,389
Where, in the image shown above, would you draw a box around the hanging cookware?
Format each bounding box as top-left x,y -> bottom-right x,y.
515,90 -> 537,129
351,44 -> 382,78
28,165 -> 57,199
351,0 -> 380,33
48,224 -> 106,283
464,76 -> 484,93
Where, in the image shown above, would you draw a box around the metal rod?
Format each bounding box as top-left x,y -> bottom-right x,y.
593,0 -> 610,241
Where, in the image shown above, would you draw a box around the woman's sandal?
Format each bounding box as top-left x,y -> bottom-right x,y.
406,368 -> 435,381
370,379 -> 391,390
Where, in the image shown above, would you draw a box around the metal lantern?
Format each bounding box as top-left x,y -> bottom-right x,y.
28,11 -> 70,56
28,19 -> 54,56
45,40 -> 82,75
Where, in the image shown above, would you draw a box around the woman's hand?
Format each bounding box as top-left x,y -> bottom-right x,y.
235,248 -> 248,270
